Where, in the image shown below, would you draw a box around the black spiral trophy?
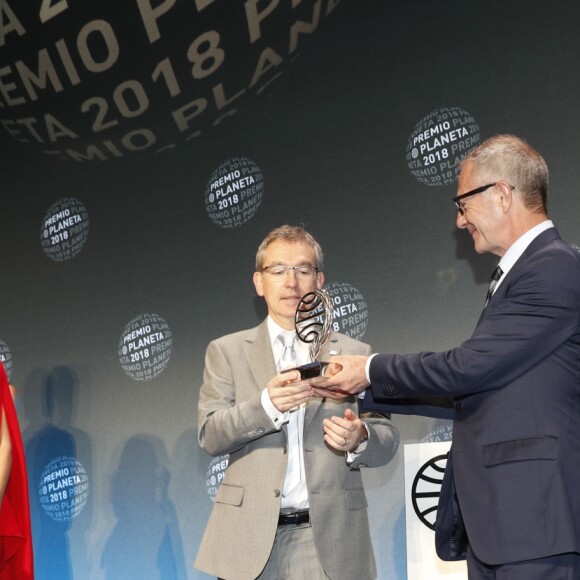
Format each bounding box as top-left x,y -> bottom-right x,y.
283,288 -> 334,379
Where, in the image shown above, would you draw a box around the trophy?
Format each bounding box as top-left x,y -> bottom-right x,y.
282,288 -> 334,379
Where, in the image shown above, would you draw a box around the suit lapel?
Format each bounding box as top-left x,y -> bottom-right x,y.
497,227 -> 560,298
245,320 -> 277,394
478,227 -> 561,323
244,320 -> 291,437
319,333 -> 341,361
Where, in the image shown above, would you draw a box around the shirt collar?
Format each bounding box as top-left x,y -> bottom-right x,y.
498,220 -> 554,278
266,316 -> 309,357
267,316 -> 289,350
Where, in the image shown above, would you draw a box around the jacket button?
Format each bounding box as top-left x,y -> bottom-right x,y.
274,489 -> 281,497
283,445 -> 287,454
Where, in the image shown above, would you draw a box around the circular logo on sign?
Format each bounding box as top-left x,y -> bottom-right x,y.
411,454 -> 447,531
205,455 -> 229,502
41,198 -> 89,261
118,313 -> 173,381
39,456 -> 90,522
205,157 -> 264,228
406,107 -> 481,186
325,282 -> 369,340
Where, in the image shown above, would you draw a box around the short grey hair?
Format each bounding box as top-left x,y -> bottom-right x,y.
255,225 -> 324,271
461,134 -> 548,213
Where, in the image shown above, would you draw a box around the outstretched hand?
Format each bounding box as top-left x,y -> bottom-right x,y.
309,355 -> 370,400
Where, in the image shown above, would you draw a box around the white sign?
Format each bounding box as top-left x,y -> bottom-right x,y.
404,442 -> 467,579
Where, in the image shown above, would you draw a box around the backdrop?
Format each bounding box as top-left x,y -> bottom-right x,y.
1,0 -> 579,578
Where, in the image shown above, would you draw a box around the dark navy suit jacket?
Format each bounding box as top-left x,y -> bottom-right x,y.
363,227 -> 580,565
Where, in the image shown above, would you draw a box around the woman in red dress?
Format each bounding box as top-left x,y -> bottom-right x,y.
0,364 -> 34,579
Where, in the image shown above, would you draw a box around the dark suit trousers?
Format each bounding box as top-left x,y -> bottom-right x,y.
467,545 -> 580,579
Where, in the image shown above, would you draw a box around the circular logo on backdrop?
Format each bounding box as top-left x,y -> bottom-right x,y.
205,157 -> 264,228
40,198 -> 89,261
39,456 -> 89,522
422,423 -> 454,443
0,2 -> 337,161
0,339 -> 14,381
118,313 -> 173,381
325,282 -> 369,340
406,107 -> 481,186
205,455 -> 229,502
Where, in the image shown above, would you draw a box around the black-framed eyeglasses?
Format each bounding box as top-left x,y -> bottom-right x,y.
453,182 -> 515,214
261,265 -> 319,279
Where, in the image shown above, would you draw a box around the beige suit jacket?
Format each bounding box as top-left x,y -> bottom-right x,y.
195,320 -> 399,580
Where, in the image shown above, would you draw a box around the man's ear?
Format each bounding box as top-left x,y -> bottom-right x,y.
316,271 -> 325,289
497,182 -> 514,212
253,271 -> 264,296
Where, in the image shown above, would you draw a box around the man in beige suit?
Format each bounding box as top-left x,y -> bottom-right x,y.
195,225 -> 399,580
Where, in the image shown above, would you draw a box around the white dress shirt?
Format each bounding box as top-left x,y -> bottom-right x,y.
261,317 -> 310,510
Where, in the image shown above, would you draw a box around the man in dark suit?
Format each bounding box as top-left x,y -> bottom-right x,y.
195,225 -> 399,580
312,135 -> 580,578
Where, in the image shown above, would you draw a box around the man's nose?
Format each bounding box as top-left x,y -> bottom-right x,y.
284,270 -> 299,285
456,210 -> 468,229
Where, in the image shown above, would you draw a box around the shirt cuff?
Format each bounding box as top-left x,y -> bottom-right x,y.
261,388 -> 289,429
346,421 -> 370,464
365,353 -> 378,383
357,354 -> 378,400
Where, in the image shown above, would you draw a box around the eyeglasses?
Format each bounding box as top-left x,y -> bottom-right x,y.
260,265 -> 319,279
453,182 -> 515,215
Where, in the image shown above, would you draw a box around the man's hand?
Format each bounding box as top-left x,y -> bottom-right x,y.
309,355 -> 370,400
267,370 -> 312,412
322,408 -> 367,452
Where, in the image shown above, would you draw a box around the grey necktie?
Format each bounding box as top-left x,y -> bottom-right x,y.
277,331 -> 297,372
277,332 -> 301,497
485,265 -> 503,306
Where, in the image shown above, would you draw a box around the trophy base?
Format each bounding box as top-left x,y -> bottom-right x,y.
282,361 -> 328,380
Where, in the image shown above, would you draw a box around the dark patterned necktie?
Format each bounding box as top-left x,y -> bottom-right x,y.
485,265 -> 503,306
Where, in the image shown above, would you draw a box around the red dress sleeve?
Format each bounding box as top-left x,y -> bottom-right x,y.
0,365 -> 34,579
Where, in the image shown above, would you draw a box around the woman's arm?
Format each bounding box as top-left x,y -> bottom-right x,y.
0,406 -> 12,504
